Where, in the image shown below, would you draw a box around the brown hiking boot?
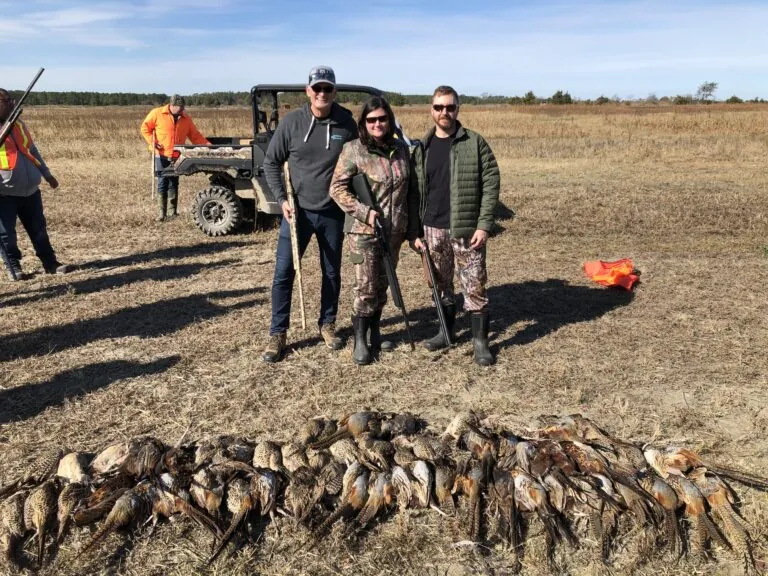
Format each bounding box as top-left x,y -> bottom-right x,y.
319,322 -> 343,350
261,333 -> 287,363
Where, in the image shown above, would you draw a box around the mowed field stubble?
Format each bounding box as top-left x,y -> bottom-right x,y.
0,103 -> 767,575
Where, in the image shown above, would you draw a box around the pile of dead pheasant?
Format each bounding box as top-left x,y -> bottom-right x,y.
1,411 -> 766,574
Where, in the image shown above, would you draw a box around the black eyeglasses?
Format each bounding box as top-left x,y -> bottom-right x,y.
365,115 -> 389,125
432,104 -> 457,113
312,85 -> 334,94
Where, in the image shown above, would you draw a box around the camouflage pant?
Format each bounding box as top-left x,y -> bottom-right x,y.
347,232 -> 405,316
423,225 -> 488,312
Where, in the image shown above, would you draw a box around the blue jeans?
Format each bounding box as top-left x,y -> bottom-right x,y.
0,189 -> 57,268
270,204 -> 344,335
155,156 -> 178,199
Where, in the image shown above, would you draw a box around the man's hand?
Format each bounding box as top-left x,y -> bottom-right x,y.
154,142 -> 163,150
410,238 -> 425,253
469,229 -> 488,249
281,200 -> 294,222
45,175 -> 59,189
366,209 -> 379,228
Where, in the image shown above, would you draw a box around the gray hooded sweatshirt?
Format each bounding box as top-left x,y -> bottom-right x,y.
0,120 -> 52,197
263,101 -> 357,211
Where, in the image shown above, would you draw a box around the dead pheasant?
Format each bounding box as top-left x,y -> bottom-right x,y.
645,446 -> 768,490
209,468 -> 280,563
689,467 -> 756,574
0,449 -> 63,498
664,473 -> 729,557
309,411 -> 383,449
57,481 -> 90,543
489,468 -> 522,571
56,452 -> 92,485
23,479 -> 58,568
73,483 -> 151,562
0,490 -> 26,565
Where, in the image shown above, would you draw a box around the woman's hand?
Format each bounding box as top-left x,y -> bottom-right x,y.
366,210 -> 380,228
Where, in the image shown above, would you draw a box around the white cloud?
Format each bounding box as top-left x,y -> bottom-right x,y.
33,6 -> 131,28
2,0 -> 767,98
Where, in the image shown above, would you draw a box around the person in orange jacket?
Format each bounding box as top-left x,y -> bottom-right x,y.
140,94 -> 210,221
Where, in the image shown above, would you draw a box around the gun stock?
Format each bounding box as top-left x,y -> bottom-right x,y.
0,68 -> 44,148
421,243 -> 452,347
351,174 -> 414,350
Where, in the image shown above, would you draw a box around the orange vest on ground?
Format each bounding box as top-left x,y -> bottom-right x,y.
0,121 -> 42,170
583,258 -> 639,290
140,105 -> 210,158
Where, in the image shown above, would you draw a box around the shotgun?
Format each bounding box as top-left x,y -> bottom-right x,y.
351,173 -> 414,350
0,68 -> 44,148
421,242 -> 452,347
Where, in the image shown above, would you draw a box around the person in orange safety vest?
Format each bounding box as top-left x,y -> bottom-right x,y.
140,94 -> 210,221
0,88 -> 70,280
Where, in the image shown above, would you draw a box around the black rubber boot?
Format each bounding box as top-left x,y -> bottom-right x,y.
168,195 -> 178,218
352,315 -> 372,365
423,301 -> 457,351
471,311 -> 494,366
369,309 -> 394,353
156,193 -> 167,222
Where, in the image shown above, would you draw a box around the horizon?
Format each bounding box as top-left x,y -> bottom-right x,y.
1,0 -> 767,100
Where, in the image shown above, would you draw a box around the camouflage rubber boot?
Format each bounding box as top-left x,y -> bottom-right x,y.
423,301 -> 456,352
261,333 -> 287,363
369,309 -> 394,353
471,311 -> 494,366
168,194 -> 178,218
352,315 -> 372,366
156,192 -> 167,222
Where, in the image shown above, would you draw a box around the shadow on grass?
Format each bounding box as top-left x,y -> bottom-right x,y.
75,239 -> 252,271
379,278 -> 634,352
0,356 -> 179,425
0,288 -> 265,363
2,259 -> 240,308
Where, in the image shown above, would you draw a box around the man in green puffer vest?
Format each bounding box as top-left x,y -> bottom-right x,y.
410,86 -> 500,366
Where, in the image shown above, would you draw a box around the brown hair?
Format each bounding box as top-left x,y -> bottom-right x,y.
357,95 -> 397,148
432,85 -> 460,105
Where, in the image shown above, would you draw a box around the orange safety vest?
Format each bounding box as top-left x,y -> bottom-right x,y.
0,121 -> 42,170
583,258 -> 639,290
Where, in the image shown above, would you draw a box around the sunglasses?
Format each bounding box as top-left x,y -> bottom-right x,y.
365,114 -> 389,125
311,85 -> 334,94
432,104 -> 457,113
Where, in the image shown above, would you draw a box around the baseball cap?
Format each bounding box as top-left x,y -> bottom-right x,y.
308,66 -> 336,87
169,94 -> 185,107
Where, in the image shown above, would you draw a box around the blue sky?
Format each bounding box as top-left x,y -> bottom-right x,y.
1,0 -> 767,99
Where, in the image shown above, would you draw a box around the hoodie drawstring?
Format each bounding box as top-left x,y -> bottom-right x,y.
303,113 -> 332,150
303,115 -> 316,143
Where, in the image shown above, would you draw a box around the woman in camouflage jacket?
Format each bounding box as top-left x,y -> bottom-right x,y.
329,96 -> 419,365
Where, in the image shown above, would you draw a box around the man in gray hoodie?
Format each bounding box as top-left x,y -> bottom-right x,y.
0,88 -> 69,281
261,66 -> 358,363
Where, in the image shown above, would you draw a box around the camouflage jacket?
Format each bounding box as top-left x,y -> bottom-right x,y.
329,138 -> 419,238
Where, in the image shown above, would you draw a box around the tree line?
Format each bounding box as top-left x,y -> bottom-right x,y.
7,83 -> 764,107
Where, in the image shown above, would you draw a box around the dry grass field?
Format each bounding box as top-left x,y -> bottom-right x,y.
1,102 -> 767,575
